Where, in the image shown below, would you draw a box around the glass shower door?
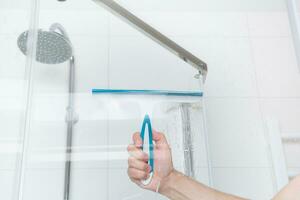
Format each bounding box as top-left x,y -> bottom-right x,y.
13,0 -> 293,199
13,0 -> 211,200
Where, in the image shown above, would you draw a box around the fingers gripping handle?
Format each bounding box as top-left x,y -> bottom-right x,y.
140,115 -> 154,185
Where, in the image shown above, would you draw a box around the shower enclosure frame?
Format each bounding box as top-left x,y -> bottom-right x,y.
15,0 -> 211,200
91,0 -> 212,185
92,0 -> 208,79
286,0 -> 300,71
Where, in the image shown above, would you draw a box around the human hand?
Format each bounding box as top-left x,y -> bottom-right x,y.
127,131 -> 174,192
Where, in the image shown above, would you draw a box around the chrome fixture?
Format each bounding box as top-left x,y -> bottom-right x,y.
17,28 -> 72,64
17,23 -> 77,200
92,0 -> 208,80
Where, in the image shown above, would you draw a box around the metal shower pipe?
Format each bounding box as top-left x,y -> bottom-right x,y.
50,23 -> 77,200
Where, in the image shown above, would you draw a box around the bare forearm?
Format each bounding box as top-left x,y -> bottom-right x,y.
159,170 -> 246,200
273,175 -> 300,200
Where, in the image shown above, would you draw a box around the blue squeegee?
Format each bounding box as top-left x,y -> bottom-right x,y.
140,115 -> 154,172
140,114 -> 154,185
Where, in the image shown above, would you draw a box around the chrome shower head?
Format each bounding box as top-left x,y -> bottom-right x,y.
17,29 -> 73,64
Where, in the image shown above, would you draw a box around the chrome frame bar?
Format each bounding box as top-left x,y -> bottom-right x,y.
92,0 -> 208,79
286,0 -> 300,71
180,104 -> 195,178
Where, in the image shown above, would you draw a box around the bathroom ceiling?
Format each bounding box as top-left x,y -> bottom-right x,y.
0,0 -> 287,11
0,0 -> 30,9
114,0 -> 287,12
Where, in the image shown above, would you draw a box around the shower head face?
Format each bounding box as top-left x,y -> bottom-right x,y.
17,29 -> 73,64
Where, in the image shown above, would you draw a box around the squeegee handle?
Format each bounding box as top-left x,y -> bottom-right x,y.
140,115 -> 154,173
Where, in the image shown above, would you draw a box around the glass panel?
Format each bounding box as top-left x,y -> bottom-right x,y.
0,0 -> 34,200
18,87 -> 209,200
15,1 -> 211,199
12,0 -> 298,200
285,0 -> 300,184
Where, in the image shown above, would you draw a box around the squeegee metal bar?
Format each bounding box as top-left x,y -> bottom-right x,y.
92,0 -> 208,77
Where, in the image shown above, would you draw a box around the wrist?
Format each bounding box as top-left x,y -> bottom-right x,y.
158,170 -> 182,195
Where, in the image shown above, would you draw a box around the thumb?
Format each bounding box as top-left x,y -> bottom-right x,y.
132,132 -> 143,148
152,130 -> 168,146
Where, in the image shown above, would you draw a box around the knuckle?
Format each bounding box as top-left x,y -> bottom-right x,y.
142,163 -> 148,170
136,172 -> 143,179
142,153 -> 148,160
141,171 -> 148,179
161,133 -> 166,140
128,168 -> 141,179
127,144 -> 135,152
138,171 -> 145,178
132,132 -> 139,140
128,156 -> 135,165
133,150 -> 142,158
128,168 -> 135,177
137,153 -> 144,160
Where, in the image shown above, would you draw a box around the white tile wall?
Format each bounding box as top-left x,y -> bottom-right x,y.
0,106 -> 23,139
108,169 -> 162,200
0,142 -> 19,170
0,5 -> 32,200
38,0 -> 103,11
260,99 -> 300,172
71,36 -> 109,92
110,12 -> 249,37
73,120 -> 109,169
251,37 -> 300,97
0,35 -> 26,79
261,99 -> 300,133
31,94 -> 68,121
208,38 -> 257,97
26,121 -> 66,169
108,119 -> 138,169
70,169 -> 108,200
38,10 -> 109,36
194,167 -> 211,186
283,143 -> 300,168
205,98 -> 271,168
163,36 -> 259,96
213,168 -> 274,199
0,170 -> 16,200
247,12 -> 292,37
114,0 -> 286,12
0,1 -> 31,10
0,80 -> 26,97
109,35 -> 195,90
0,11 -> 30,35
32,64 -> 69,94
22,169 -> 65,200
